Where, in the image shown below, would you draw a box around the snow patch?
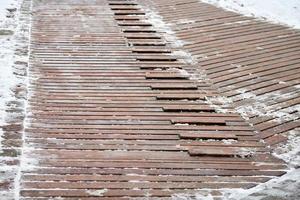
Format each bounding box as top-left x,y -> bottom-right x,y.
171,50 -> 198,65
234,91 -> 300,122
222,139 -> 237,145
201,0 -> 300,29
0,0 -> 16,21
172,192 -> 214,200
205,96 -> 232,113
237,147 -> 255,158
0,0 -> 20,151
273,129 -> 300,167
86,189 -> 108,197
166,68 -> 190,77
220,169 -> 299,200
207,90 -> 299,122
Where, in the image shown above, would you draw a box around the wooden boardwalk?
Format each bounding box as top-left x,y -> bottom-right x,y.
141,0 -> 300,147
17,0 -> 299,199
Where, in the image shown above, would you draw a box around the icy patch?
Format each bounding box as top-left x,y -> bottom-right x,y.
86,189 -> 108,197
201,0 -> 300,29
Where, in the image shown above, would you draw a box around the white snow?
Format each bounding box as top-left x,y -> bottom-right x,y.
220,169 -> 300,200
166,68 -> 190,77
0,0 -> 16,20
236,147 -> 255,158
172,192 -> 214,200
86,189 -> 108,197
0,0 -> 31,199
206,90 -> 300,123
171,50 -> 198,65
201,0 -> 300,29
273,129 -> 300,167
222,139 -> 237,145
0,0 -> 20,153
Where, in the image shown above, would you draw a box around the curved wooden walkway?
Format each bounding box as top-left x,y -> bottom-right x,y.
17,0 -> 299,199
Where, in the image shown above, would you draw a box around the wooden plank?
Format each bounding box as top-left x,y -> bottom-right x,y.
19,0 -> 293,198
188,147 -> 251,157
151,83 -> 198,89
180,132 -> 238,140
156,93 -> 207,100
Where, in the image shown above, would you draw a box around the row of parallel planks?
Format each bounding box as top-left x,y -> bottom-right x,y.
19,0 -> 290,199
139,0 -> 300,147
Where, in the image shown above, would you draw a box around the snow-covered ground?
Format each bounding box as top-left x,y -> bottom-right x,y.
201,0 -> 300,29
0,0 -> 16,20
0,0 -> 20,153
1,0 -> 31,199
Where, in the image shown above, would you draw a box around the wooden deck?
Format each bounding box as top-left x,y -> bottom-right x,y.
141,0 -> 300,147
16,0 -> 299,199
